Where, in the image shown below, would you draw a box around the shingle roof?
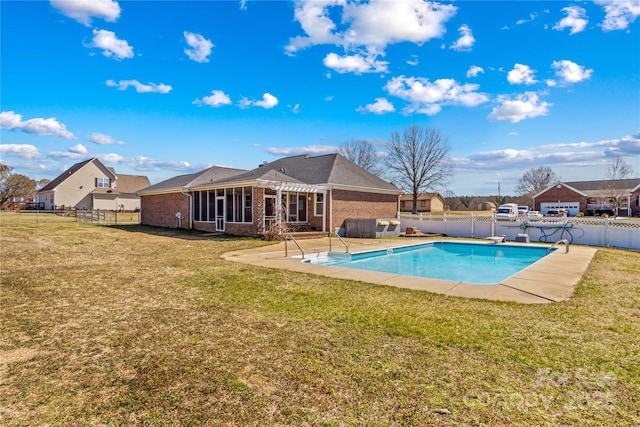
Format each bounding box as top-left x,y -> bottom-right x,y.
116,174 -> 151,194
138,154 -> 400,195
220,154 -> 399,192
38,158 -> 95,192
564,178 -> 640,193
399,192 -> 442,201
37,158 -> 151,195
137,166 -> 248,195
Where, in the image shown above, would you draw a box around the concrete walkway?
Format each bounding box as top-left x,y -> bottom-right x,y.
221,237 -> 597,304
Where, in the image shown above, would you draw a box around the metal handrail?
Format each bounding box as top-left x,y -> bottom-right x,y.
284,233 -> 305,258
547,239 -> 569,254
329,231 -> 349,253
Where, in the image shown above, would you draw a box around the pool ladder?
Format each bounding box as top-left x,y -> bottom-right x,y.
329,231 -> 349,253
547,239 -> 569,254
284,233 -> 305,259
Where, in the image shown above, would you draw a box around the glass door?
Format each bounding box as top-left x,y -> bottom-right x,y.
264,195 -> 276,231
216,196 -> 225,231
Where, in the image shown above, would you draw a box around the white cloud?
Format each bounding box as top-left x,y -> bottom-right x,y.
323,52 -> 388,74
466,65 -> 484,78
184,31 -> 214,63
69,144 -> 88,154
88,29 -> 133,60
406,55 -> 419,66
516,13 -> 538,25
385,76 -> 489,115
254,93 -> 279,109
540,132 -> 640,157
489,92 -> 551,123
553,6 -> 588,35
106,79 -> 172,93
551,60 -> 593,85
356,98 -> 395,114
90,132 -> 124,145
0,111 -> 75,139
594,0 -> 640,31
456,132 -> 640,173
507,64 -> 537,85
0,144 -> 41,160
193,90 -> 232,107
265,145 -> 337,156
50,0 -> 121,26
289,104 -> 301,114
286,0 -> 457,54
450,24 -> 475,51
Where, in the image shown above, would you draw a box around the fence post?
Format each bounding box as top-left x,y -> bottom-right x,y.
471,213 -> 475,237
605,217 -> 610,247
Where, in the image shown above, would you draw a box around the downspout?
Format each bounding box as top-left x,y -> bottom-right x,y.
180,188 -> 193,229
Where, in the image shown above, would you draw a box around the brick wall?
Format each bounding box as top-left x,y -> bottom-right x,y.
331,189 -> 398,230
140,193 -> 190,229
534,185 -> 586,212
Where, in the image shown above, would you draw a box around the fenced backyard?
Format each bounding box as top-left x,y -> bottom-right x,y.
75,210 -> 140,225
400,214 -> 640,250
1,212 -> 639,425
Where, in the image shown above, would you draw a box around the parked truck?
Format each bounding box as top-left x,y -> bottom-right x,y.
495,203 -> 519,219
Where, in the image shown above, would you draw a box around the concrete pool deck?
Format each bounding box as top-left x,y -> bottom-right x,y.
221,237 -> 597,304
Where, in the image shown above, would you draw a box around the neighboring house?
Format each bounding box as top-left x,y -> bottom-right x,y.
477,201 -> 497,212
533,179 -> 640,217
36,158 -> 150,211
137,153 -> 402,236
399,193 -> 444,213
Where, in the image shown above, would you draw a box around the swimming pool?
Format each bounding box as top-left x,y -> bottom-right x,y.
306,241 -> 554,285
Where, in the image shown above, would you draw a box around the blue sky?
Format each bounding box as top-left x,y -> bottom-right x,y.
1,0 -> 639,195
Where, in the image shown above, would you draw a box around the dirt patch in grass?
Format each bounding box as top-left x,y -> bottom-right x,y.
1,212 -> 639,425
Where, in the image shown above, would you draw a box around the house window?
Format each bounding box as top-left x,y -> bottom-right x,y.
285,192 -> 307,222
421,200 -> 426,208
96,177 -> 110,188
401,201 -> 405,209
314,193 -> 324,216
224,187 -> 252,223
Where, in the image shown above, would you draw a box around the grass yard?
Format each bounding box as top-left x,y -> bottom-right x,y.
1,212 -> 639,426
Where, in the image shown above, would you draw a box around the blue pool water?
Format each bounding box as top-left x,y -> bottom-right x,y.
307,241 -> 553,285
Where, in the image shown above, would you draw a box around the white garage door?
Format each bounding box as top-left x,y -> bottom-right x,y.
540,202 -> 580,216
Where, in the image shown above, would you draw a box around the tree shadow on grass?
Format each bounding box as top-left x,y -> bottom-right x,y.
107,223 -> 261,242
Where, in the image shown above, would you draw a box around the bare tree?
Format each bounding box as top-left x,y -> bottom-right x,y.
605,156 -> 634,181
337,139 -> 381,175
385,125 -> 453,214
514,166 -> 560,197
603,156 -> 635,216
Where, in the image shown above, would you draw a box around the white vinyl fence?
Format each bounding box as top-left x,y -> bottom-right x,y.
399,214 -> 640,250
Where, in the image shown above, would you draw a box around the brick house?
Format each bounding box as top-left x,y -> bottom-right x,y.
399,192 -> 444,213
137,153 -> 402,236
36,157 -> 150,211
533,179 -> 640,217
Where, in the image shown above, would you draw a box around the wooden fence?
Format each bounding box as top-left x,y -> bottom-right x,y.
76,210 -> 140,225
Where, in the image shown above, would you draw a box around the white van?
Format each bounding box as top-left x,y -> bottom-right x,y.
517,206 -> 530,216
495,203 -> 519,219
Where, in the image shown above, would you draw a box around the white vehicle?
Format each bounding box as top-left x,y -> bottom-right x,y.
495,203 -> 519,219
518,206 -> 530,215
527,210 -> 543,218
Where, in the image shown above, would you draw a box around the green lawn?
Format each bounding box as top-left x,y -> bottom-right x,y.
1,212 -> 638,426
